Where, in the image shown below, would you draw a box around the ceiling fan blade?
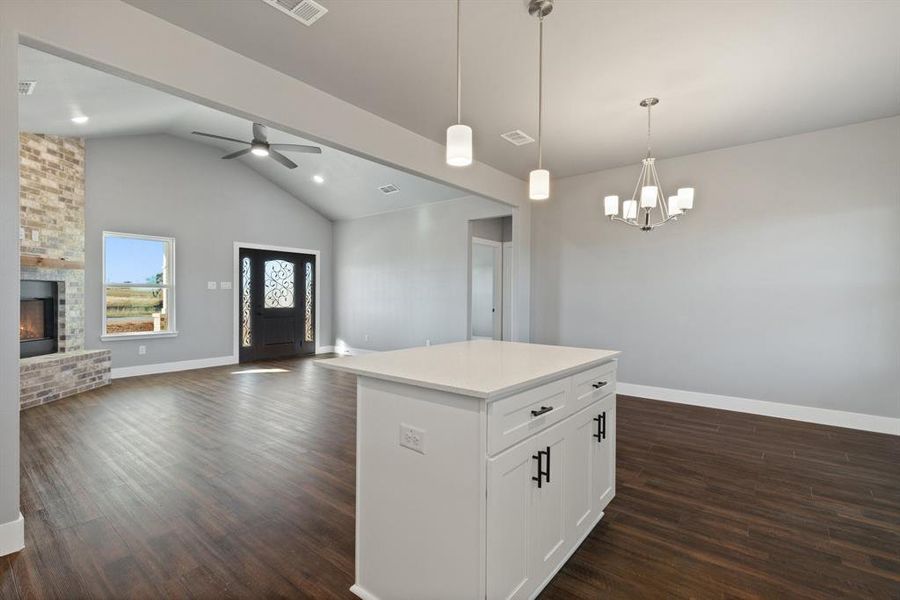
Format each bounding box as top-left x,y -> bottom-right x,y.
221,148 -> 252,160
269,144 -> 322,154
192,131 -> 250,145
269,149 -> 298,169
252,123 -> 268,143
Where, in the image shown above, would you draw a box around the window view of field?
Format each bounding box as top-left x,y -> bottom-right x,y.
106,287 -> 169,334
104,235 -> 172,335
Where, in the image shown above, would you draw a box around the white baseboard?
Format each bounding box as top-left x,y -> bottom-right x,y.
0,513 -> 24,557
618,382 -> 899,436
111,355 -> 237,379
350,584 -> 381,600
317,345 -> 336,354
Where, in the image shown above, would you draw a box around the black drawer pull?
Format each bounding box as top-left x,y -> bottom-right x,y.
530,405 -> 553,417
593,412 -> 607,442
531,447 -> 550,488
592,381 -> 608,389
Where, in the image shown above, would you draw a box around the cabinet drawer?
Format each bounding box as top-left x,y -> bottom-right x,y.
488,378 -> 570,456
571,361 -> 616,413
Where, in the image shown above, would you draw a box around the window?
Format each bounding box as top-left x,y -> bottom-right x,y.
102,232 -> 176,339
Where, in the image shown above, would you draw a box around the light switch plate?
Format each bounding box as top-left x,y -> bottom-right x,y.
207,281 -> 217,290
31,229 -> 39,241
220,281 -> 232,290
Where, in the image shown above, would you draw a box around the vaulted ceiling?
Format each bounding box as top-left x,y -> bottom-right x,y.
124,0 -> 900,179
18,46 -> 469,221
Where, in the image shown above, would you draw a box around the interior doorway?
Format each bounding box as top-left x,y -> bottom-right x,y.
238,247 -> 316,361
469,216 -> 513,341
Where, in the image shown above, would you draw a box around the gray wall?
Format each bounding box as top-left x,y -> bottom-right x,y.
0,30 -> 20,529
471,216 -> 512,243
85,133 -> 333,369
532,117 -> 900,419
334,196 -> 513,351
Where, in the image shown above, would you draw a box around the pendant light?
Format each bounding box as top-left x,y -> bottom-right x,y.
528,0 -> 553,200
446,0 -> 473,167
604,98 -> 696,231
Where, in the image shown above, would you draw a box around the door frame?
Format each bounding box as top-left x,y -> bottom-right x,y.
502,240 -> 514,341
232,241 -> 322,360
470,236 -> 503,340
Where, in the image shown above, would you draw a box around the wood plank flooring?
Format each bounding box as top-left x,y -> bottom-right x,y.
1,355 -> 897,599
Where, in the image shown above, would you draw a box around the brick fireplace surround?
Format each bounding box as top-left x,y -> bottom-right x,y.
19,133 -> 110,410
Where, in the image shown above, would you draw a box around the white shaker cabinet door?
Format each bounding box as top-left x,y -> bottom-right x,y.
564,402 -> 601,542
487,422 -> 568,600
591,394 -> 616,514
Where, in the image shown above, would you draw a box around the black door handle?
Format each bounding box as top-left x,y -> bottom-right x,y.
544,445 -> 551,483
532,446 -> 550,487
531,406 -> 553,417
592,381 -> 608,389
593,412 -> 607,442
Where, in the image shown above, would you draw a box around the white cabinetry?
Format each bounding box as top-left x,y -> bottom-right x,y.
320,341 -> 619,600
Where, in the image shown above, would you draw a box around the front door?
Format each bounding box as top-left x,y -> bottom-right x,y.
239,248 -> 316,362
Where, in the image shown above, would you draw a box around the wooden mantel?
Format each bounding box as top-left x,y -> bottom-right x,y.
21,255 -> 84,270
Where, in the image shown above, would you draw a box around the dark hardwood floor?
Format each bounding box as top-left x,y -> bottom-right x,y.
1,355 -> 897,599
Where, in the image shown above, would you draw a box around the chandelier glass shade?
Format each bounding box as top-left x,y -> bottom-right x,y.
605,98 -> 695,231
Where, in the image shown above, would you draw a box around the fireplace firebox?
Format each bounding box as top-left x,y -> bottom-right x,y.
20,280 -> 58,358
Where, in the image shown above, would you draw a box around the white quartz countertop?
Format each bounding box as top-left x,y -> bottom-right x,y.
317,341 -> 619,400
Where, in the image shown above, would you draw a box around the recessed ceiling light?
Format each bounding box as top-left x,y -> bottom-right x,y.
71,115 -> 89,124
312,174 -> 325,184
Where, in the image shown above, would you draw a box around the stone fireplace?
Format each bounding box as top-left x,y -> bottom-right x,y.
18,133 -> 110,410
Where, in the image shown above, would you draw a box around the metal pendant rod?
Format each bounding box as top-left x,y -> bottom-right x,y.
456,0 -> 461,124
537,14 -> 543,169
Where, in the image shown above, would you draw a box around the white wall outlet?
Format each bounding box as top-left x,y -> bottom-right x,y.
364,334 -> 369,342
138,345 -> 147,355
207,281 -> 217,290
399,423 -> 426,454
220,281 -> 232,290
425,339 -> 431,346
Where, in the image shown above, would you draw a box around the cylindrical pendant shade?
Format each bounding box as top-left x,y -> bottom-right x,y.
623,199 -> 638,220
640,185 -> 658,208
677,187 -> 694,209
529,169 -> 550,200
604,195 -> 619,216
446,124 -> 473,167
668,195 -> 682,215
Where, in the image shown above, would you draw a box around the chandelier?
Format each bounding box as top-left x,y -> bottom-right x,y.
605,98 -> 695,231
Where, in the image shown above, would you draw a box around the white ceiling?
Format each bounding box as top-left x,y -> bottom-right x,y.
17,46 -> 469,221
123,0 -> 900,179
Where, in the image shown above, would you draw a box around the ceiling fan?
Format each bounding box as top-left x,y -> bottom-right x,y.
191,122 -> 321,169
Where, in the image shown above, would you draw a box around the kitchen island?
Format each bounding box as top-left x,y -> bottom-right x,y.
319,340 -> 620,600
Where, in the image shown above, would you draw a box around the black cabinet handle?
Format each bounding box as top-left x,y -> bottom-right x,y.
532,446 -> 551,487
545,445 -> 551,483
592,381 -> 608,389
530,406 -> 553,417
593,412 -> 607,442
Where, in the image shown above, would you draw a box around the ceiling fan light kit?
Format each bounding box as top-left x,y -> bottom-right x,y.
604,98 -> 696,231
446,0 -> 473,167
192,122 -> 322,170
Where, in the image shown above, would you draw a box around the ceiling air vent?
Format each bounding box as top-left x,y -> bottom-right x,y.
261,0 -> 328,26
500,129 -> 535,146
18,81 -> 37,96
378,184 -> 400,195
